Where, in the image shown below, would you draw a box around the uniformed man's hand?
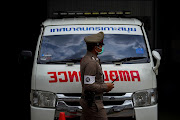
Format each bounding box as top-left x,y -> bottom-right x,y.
105,83 -> 114,92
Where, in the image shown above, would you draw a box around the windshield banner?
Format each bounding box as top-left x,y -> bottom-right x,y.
44,25 -> 143,36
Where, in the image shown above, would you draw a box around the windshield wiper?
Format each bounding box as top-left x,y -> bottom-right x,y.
111,57 -> 148,64
45,58 -> 81,64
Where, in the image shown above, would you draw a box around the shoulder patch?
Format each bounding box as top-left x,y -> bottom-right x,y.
84,75 -> 95,84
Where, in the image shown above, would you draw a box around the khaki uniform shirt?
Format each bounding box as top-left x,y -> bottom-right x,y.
80,51 -> 108,111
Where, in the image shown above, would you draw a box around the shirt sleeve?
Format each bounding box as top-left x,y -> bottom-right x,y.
83,61 -> 108,93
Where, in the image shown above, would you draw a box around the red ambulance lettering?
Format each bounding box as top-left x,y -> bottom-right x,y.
68,71 -> 79,82
109,71 -> 119,82
47,70 -> 140,83
130,71 -> 140,81
58,71 -> 68,82
48,71 -> 81,83
119,70 -> 131,81
48,72 -> 58,83
104,71 -> 109,81
117,71 -> 123,81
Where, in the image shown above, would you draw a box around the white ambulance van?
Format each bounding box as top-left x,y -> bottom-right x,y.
30,12 -> 161,120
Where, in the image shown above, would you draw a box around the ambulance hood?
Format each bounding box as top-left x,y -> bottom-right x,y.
34,63 -> 156,93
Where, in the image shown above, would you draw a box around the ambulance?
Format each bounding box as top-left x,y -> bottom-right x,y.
29,12 -> 161,120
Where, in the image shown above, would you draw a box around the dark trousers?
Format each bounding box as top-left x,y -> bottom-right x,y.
80,99 -> 108,120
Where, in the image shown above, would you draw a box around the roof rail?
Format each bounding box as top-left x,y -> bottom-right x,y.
52,11 -> 131,18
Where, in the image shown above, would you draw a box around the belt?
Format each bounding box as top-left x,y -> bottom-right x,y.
81,95 -> 103,100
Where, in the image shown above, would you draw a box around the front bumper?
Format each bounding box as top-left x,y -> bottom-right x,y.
31,104 -> 157,120
31,92 -> 158,120
31,105 -> 55,120
135,104 -> 158,120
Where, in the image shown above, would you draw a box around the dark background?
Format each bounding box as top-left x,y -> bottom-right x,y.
15,0 -> 180,120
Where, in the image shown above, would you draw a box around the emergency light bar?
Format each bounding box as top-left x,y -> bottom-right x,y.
52,11 -> 131,18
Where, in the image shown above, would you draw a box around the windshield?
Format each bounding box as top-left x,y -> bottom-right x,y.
38,34 -> 149,64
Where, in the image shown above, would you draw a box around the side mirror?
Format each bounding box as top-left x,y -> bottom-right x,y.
154,49 -> 162,56
152,50 -> 161,75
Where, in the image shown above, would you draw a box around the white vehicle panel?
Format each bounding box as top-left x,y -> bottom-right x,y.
35,63 -> 154,93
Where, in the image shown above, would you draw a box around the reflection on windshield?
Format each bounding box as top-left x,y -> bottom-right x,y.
38,34 -> 148,64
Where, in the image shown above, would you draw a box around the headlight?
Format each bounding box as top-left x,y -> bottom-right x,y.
133,88 -> 157,107
31,90 -> 57,108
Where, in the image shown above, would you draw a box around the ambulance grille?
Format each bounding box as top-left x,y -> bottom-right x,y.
56,93 -> 130,106
55,92 -> 134,118
104,93 -> 126,106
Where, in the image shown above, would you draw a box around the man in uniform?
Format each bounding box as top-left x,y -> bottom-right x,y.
80,32 -> 114,120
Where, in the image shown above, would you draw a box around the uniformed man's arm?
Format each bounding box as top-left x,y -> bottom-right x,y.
83,62 -> 108,93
